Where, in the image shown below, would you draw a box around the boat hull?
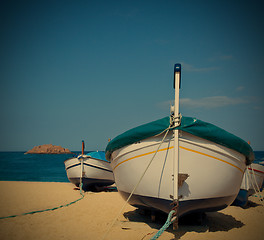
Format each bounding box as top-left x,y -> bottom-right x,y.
245,163 -> 264,195
119,190 -> 235,216
233,163 -> 264,207
110,130 -> 246,217
64,156 -> 115,190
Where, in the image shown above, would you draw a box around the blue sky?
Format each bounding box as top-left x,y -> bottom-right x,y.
1,0 -> 263,151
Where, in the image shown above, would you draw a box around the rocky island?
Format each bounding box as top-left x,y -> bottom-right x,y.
26,144 -> 73,154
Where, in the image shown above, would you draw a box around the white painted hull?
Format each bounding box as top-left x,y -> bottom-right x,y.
110,130 -> 247,216
64,155 -> 115,190
241,163 -> 264,195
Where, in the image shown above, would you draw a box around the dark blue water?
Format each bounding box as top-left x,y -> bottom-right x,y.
254,151 -> 264,164
0,151 -> 263,182
0,151 -> 89,182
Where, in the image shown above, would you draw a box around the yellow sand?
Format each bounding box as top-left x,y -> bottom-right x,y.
0,181 -> 263,240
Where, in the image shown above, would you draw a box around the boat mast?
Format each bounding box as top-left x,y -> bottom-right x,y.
82,140 -> 85,155
173,63 -> 181,228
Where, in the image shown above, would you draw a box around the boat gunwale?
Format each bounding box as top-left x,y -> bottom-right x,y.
110,131 -> 246,173
65,161 -> 113,173
64,156 -> 110,164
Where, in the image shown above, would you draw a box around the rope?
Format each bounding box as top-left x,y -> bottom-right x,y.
250,165 -> 261,193
0,183 -> 85,220
150,210 -> 176,240
101,126 -> 172,240
249,164 -> 264,203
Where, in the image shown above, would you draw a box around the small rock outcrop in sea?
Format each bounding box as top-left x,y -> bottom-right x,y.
26,144 -> 73,154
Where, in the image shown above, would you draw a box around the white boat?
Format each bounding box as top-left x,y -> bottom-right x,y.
64,150 -> 115,191
233,162 -> 264,207
244,163 -> 264,195
105,64 -> 254,219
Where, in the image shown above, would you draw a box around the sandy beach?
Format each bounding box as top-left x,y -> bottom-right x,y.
0,181 -> 263,240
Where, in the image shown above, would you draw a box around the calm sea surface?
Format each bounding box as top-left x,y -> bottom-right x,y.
0,151 -> 89,182
0,151 -> 263,182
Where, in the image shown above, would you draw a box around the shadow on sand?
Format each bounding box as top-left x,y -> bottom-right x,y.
242,200 -> 261,209
73,185 -> 118,192
123,208 -> 244,239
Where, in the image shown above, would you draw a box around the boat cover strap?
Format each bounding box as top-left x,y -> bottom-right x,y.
105,116 -> 254,164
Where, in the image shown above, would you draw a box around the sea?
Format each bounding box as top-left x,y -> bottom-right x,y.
0,151 -> 90,182
0,151 -> 263,182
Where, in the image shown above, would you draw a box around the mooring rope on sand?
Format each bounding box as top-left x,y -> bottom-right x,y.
0,183 -> 85,220
150,210 -> 176,240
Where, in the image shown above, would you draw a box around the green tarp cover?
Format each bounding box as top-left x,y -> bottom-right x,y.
105,116 -> 254,164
